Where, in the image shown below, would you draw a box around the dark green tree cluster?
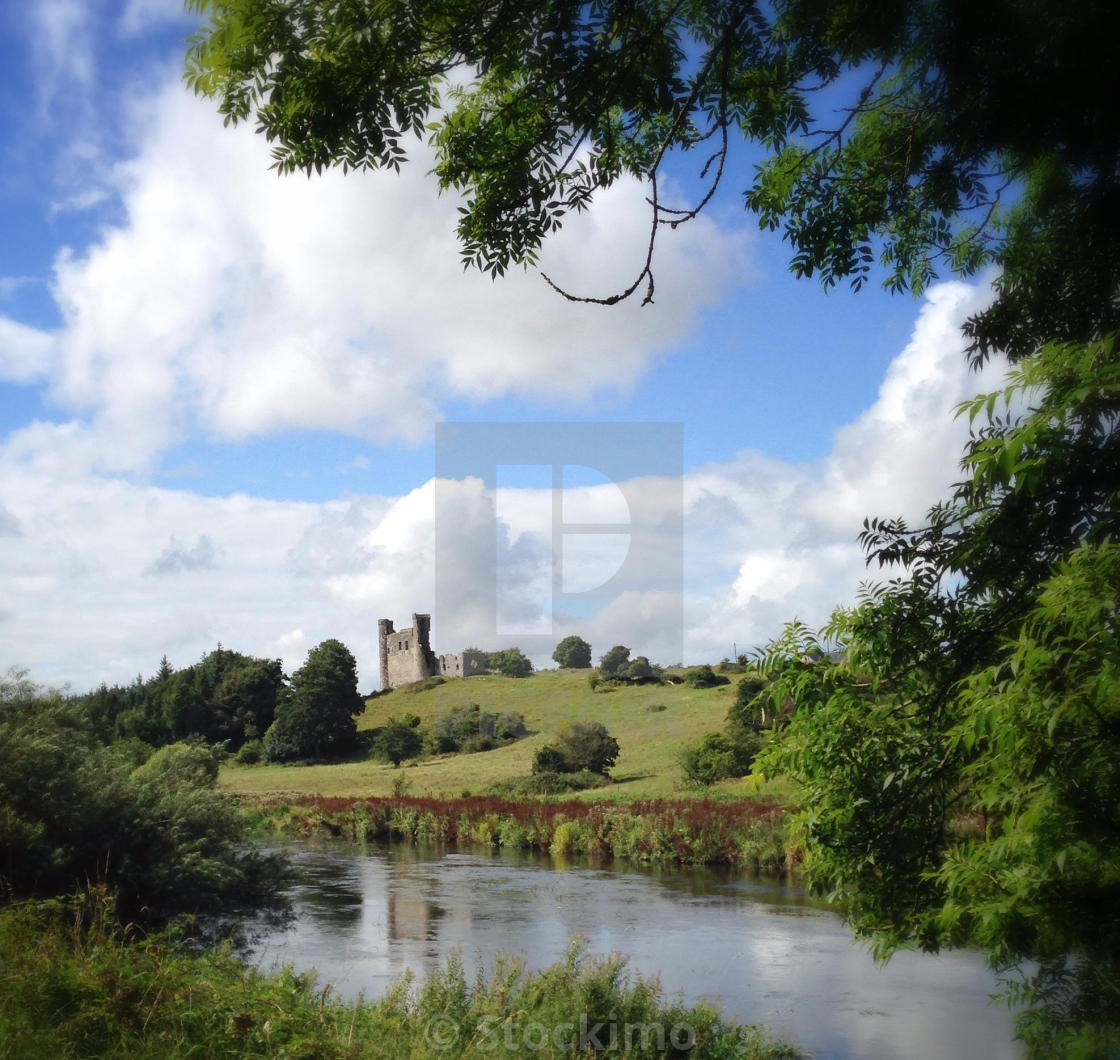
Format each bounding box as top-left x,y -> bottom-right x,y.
429,703 -> 529,754
596,645 -> 663,685
75,647 -> 282,751
187,0 -> 1120,1048
552,635 -> 592,669
0,670 -> 285,923
486,647 -> 533,678
265,639 -> 365,762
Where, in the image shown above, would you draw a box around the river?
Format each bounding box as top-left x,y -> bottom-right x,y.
247,838 -> 1023,1059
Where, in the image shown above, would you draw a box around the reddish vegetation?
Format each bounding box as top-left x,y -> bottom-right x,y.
250,794 -> 793,871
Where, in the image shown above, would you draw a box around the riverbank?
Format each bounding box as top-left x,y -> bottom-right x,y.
244,792 -> 800,872
0,893 -> 801,1059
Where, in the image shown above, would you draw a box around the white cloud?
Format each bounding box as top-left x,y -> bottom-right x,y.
0,278 -> 1003,690
117,0 -> 195,37
0,318 -> 55,383
18,76 -> 747,474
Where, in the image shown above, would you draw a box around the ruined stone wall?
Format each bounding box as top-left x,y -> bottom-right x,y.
437,649 -> 487,678
379,613 -> 438,688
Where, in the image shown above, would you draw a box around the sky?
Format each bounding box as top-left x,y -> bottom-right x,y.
0,1 -> 1006,693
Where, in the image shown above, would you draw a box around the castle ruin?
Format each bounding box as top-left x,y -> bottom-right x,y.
378,613 -> 487,690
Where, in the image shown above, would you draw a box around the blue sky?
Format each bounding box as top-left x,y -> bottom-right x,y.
0,2 -> 1002,691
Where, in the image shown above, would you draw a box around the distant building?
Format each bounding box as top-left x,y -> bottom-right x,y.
378,613 -> 487,690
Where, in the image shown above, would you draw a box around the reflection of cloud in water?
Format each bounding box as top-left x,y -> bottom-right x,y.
249,841 -> 1020,1060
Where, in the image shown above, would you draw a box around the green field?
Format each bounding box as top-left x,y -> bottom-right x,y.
220,668 -> 762,801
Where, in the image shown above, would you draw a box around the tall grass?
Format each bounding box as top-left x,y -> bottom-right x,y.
249,793 -> 797,873
0,894 -> 801,1058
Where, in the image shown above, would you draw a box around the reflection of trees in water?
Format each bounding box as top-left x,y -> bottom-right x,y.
292,853 -> 364,927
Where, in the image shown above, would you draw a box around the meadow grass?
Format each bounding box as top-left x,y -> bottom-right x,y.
220,668 -> 770,802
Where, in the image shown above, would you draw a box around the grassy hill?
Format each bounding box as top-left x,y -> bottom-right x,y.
220,668 -> 758,802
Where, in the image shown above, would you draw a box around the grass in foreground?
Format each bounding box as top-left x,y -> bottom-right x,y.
221,669 -> 769,801
0,895 -> 801,1059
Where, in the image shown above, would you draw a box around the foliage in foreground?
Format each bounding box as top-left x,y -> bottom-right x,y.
0,897 -> 798,1059
758,343 -> 1120,1055
252,794 -> 793,873
0,674 -> 286,924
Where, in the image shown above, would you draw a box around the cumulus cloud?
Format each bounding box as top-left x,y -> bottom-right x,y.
0,278 -> 1003,690
12,75 -> 747,474
144,533 -> 220,576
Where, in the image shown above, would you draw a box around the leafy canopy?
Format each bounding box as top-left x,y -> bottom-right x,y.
187,0 -> 1119,332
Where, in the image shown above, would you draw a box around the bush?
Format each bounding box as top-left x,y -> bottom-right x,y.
487,647 -> 533,677
491,770 -> 612,796
431,704 -> 529,754
0,679 -> 286,923
552,635 -> 592,669
680,732 -> 760,786
685,665 -> 729,688
374,716 -> 424,767
728,675 -> 786,734
235,738 -> 264,764
533,721 -> 620,776
625,655 -> 662,683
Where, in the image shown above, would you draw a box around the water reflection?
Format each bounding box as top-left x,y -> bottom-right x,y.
249,840 -> 1022,1060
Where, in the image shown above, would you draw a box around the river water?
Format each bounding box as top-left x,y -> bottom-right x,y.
247,839 -> 1022,1059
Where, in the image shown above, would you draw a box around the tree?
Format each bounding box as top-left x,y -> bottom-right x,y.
265,639 -> 365,761
486,647 -> 533,678
533,721 -> 620,776
186,0 -> 1119,328
552,635 -> 592,669
0,672 -> 286,923
375,715 -> 424,767
597,645 -> 631,681
756,339 -> 1120,1053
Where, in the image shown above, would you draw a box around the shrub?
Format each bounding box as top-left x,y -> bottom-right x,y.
374,716 -> 424,767
432,704 -> 529,754
235,738 -> 264,764
487,647 -> 533,677
0,681 -> 286,923
492,770 -> 612,796
685,664 -> 728,688
552,635 -> 592,669
533,721 -> 620,776
680,731 -> 760,786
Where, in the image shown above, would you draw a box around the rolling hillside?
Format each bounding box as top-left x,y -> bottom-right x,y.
219,668 -> 757,801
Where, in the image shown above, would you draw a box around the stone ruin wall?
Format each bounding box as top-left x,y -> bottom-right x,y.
378,615 -> 488,690
436,649 -> 488,679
